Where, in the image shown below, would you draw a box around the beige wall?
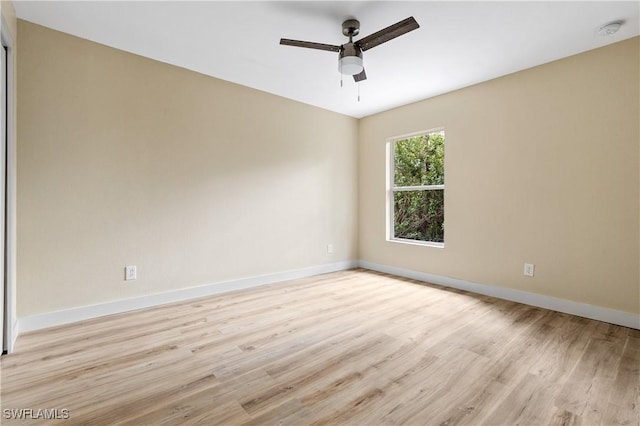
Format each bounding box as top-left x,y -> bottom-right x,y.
17,21 -> 358,316
16,18 -> 639,319
1,1 -> 16,38
359,37 -> 639,314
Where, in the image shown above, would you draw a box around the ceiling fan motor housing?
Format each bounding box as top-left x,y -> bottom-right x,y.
340,43 -> 362,60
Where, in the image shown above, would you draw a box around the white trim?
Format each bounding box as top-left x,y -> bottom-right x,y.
358,260 -> 640,330
1,13 -> 15,354
386,140 -> 394,240
387,127 -> 445,142
387,238 -> 444,248
18,259 -> 638,334
18,261 -> 357,333
10,318 -> 17,346
394,184 -> 445,192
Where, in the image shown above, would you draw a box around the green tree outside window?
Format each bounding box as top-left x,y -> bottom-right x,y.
392,131 -> 445,243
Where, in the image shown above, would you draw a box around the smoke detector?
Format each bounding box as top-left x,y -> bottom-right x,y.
597,22 -> 623,37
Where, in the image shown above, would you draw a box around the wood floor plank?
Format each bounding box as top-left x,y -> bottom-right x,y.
601,329 -> 640,426
1,269 -> 637,425
554,322 -> 629,424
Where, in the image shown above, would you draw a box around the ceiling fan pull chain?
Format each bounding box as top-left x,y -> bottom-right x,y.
358,82 -> 360,102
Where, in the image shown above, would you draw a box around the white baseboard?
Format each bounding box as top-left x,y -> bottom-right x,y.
18,260 -> 358,333
17,260 -> 639,334
10,320 -> 18,351
358,261 -> 640,330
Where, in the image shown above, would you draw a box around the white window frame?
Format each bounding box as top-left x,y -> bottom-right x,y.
386,128 -> 445,248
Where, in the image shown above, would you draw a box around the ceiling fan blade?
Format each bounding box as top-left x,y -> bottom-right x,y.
353,68 -> 367,82
355,17 -> 419,51
280,39 -> 341,52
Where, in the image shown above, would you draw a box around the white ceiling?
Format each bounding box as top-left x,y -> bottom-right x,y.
13,1 -> 640,118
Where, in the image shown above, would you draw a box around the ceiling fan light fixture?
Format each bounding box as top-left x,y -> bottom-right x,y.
339,56 -> 364,75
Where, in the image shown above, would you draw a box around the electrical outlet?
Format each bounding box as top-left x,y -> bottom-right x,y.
327,244 -> 334,254
524,263 -> 535,277
125,265 -> 137,281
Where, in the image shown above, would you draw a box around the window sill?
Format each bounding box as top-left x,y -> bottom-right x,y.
387,238 -> 445,249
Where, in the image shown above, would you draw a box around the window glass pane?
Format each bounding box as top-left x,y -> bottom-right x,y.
394,132 -> 445,187
394,189 -> 444,242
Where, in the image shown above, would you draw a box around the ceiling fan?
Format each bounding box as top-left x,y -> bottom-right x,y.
280,17 -> 420,82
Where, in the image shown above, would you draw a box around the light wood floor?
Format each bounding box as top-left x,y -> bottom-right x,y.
1,269 -> 638,425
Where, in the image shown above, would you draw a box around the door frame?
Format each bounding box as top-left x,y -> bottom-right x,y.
1,13 -> 16,354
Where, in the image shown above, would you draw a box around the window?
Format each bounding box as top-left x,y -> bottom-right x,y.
388,130 -> 445,246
